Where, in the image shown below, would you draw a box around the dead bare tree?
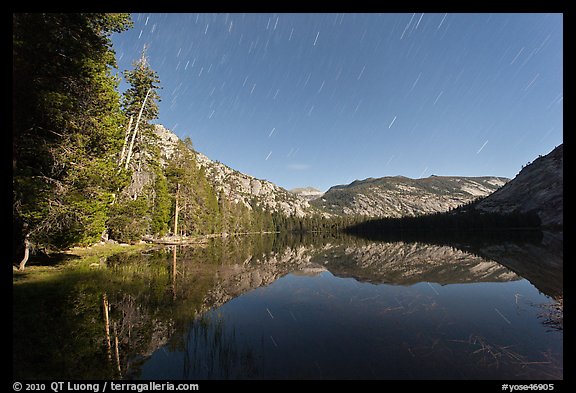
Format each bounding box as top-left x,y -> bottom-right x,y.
124,88 -> 151,171
118,115 -> 134,168
17,233 -> 30,271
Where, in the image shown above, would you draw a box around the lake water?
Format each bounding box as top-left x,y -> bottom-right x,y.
13,232 -> 563,380
134,233 -> 563,380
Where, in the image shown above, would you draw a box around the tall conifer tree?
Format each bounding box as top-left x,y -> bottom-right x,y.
13,13 -> 132,266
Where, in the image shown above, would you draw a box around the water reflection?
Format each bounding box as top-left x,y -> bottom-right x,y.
134,232 -> 562,380
344,230 -> 563,297
471,231 -> 563,298
12,232 -> 562,380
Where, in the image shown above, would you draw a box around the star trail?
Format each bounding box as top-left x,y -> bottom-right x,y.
112,13 -> 563,191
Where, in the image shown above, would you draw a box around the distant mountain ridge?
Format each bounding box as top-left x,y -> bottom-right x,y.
153,125 -> 563,225
312,175 -> 508,217
290,187 -> 324,202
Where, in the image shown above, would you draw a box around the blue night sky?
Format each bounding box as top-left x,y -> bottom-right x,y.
111,13 -> 563,192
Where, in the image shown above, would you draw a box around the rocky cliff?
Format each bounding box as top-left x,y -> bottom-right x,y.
154,124 -> 317,218
313,175 -> 508,217
475,144 -> 563,228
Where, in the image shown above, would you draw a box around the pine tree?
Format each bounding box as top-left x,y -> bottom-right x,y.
13,13 -> 133,266
120,46 -> 161,171
107,46 -> 163,242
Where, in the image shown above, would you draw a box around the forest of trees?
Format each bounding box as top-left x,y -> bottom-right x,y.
12,13 -> 363,269
13,14 -> 134,268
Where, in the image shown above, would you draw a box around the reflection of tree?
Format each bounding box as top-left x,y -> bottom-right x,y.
171,246 -> 177,301
101,251 -> 177,379
99,236 -> 283,379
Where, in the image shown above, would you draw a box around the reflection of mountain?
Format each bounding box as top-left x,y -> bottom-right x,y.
106,233 -> 564,380
319,242 -> 518,286
471,231 -> 563,297
200,245 -> 320,312
99,233 -> 561,379
131,234 -> 563,380
345,230 -> 563,299
194,233 -> 563,320
196,238 -> 520,313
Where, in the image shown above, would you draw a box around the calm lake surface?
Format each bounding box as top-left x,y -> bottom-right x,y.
13,232 -> 563,380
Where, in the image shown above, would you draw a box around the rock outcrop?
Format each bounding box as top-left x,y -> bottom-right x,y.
194,152 -> 316,218
153,124 -> 318,218
475,144 -> 563,228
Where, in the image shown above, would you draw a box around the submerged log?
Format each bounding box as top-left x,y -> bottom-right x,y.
141,235 -> 209,245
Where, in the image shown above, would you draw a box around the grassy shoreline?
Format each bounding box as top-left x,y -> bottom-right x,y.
13,232 -> 276,282
13,242 -> 153,284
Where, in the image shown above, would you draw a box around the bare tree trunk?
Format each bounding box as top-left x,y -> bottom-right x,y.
118,115 -> 134,168
173,183 -> 180,236
124,88 -> 151,171
17,233 -> 30,271
103,293 -> 112,361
